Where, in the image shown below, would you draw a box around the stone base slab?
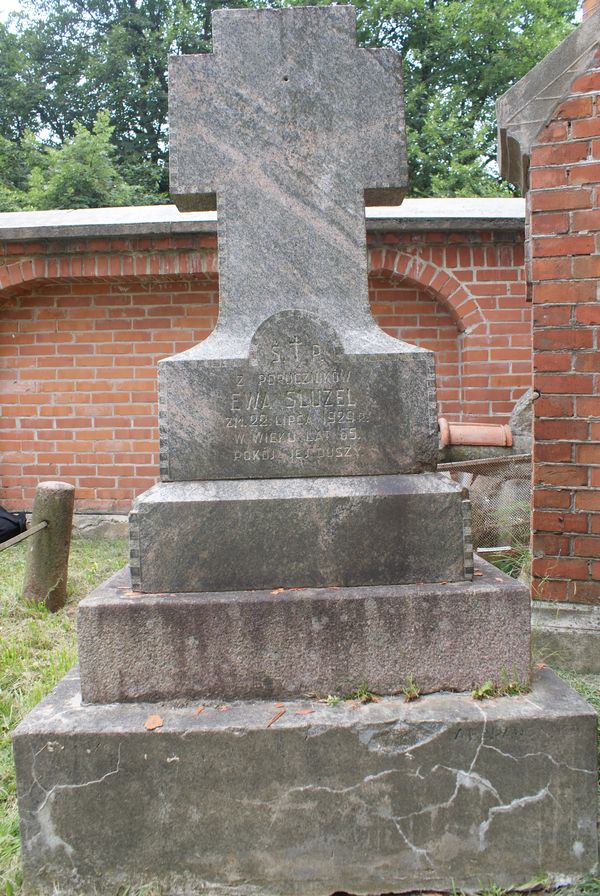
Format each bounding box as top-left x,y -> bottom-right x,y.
533,600 -> 600,673
78,558 -> 529,703
129,473 -> 472,593
14,667 -> 597,895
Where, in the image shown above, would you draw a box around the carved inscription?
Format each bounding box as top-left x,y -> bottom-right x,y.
160,309 -> 438,479
224,313 -> 371,469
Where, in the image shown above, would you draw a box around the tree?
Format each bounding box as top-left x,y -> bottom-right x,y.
0,23 -> 44,141
0,112 -> 154,210
0,0 -> 580,204
10,0 -> 255,196
350,0 -> 579,195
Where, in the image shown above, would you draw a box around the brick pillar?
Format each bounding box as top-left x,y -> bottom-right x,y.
529,54 -> 600,603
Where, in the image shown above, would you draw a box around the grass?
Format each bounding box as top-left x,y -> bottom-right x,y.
0,536 -> 599,896
0,536 -> 128,893
490,544 -> 532,580
554,668 -> 600,792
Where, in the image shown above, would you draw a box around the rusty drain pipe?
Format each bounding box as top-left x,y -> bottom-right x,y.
438,417 -> 513,448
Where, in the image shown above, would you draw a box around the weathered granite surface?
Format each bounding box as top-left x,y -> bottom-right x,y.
14,667 -> 598,895
164,6 -> 424,482
168,4 -> 405,349
129,473 -> 472,593
159,311 -> 437,480
78,558 -> 528,703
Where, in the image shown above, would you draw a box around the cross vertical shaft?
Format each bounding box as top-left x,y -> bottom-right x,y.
169,5 -> 407,347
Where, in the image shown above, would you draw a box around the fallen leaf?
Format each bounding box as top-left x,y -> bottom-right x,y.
217,705 -> 229,712
473,571 -> 484,577
271,588 -> 285,595
266,709 -> 286,728
144,714 -> 163,731
535,662 -> 546,669
495,577 -> 503,582
295,708 -> 315,715
440,581 -> 448,585
193,705 -> 205,716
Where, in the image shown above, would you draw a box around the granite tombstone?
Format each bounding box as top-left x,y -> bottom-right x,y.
163,5 -> 435,481
13,8 -> 596,896
130,3 -> 470,594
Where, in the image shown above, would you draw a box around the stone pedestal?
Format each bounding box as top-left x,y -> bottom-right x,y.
129,473 -> 472,593
78,558 -> 529,703
13,667 -> 598,896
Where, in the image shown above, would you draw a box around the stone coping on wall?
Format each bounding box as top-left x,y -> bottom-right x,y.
0,197 -> 525,241
497,7 -> 600,190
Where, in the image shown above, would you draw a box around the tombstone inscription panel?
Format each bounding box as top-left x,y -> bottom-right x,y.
160,311 -> 437,479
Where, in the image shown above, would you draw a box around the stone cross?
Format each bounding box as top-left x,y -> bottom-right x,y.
169,5 -> 407,350
163,5 -> 437,482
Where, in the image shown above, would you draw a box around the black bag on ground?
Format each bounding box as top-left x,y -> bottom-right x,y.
0,506 -> 27,544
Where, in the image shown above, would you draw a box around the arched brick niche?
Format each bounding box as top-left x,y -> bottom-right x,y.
368,274 -> 461,418
0,225 -> 529,512
1,273 -> 218,511
368,241 -> 531,424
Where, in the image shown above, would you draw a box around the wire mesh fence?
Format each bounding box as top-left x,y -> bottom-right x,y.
438,454 -> 532,552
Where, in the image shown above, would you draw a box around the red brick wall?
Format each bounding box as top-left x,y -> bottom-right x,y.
1,229 -> 528,512
529,50 -> 600,604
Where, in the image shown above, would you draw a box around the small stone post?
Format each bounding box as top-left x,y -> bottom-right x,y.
22,481 -> 75,612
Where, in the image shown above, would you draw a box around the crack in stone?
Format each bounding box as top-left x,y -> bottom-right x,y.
358,722 -> 449,756
483,743 -> 597,776
389,817 -> 433,868
28,741 -> 122,860
477,786 -> 556,851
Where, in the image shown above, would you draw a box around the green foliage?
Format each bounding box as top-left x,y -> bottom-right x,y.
0,113 -> 162,210
0,0 -> 579,206
4,0 -> 257,198
349,0 -> 579,196
401,673 -> 420,702
347,682 -> 378,704
471,679 -> 497,700
491,545 -> 532,580
0,133 -> 42,210
325,694 -> 342,706
0,23 -> 44,142
27,111 -> 157,209
471,668 -> 530,700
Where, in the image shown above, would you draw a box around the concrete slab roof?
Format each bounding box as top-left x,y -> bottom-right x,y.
0,197 -> 525,242
497,8 -> 600,191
